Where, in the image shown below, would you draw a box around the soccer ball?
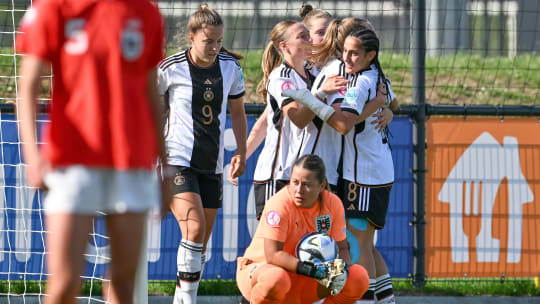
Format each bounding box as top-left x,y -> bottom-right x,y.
296,232 -> 339,264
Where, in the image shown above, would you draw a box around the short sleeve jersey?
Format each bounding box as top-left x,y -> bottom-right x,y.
253,62 -> 312,182
16,0 -> 164,169
157,50 -> 245,174
241,187 -> 347,264
340,64 -> 395,185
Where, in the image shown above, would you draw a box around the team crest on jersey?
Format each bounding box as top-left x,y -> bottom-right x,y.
174,173 -> 185,186
203,88 -> 215,102
315,214 -> 332,233
121,19 -> 143,61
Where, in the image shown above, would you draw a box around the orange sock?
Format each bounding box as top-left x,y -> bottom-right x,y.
251,266 -> 292,304
324,264 -> 369,304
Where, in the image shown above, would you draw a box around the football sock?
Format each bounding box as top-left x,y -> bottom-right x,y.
375,274 -> 395,303
173,239 -> 203,304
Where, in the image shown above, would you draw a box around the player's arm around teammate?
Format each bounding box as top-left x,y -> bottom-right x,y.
237,155 -> 369,304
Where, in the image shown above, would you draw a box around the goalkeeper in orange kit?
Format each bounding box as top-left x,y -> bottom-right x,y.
236,155 -> 369,303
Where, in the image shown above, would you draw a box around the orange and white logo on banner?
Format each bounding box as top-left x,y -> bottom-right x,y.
426,118 -> 540,277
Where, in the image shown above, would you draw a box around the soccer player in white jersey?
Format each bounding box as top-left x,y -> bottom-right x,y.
300,18 -> 395,193
284,29 -> 397,304
240,4 -> 339,173
157,6 -> 247,303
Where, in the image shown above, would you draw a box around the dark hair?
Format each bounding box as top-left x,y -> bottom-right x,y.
299,3 -> 332,29
293,154 -> 326,184
348,29 -> 388,90
186,5 -> 242,60
310,17 -> 373,67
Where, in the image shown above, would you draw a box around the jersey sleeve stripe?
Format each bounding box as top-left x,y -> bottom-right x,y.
341,107 -> 359,115
228,91 -> 245,99
281,97 -> 294,107
332,97 -> 344,105
159,52 -> 186,69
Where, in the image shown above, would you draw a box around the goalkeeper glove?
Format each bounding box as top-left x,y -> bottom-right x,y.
296,260 -> 328,280
325,259 -> 348,295
282,88 -> 335,121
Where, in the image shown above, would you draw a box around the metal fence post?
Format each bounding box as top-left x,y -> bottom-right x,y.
412,0 -> 426,288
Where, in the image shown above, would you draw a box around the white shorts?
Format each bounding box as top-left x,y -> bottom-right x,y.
43,166 -> 159,215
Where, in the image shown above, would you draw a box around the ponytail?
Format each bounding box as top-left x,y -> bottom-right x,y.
257,41 -> 282,103
257,20 -> 298,104
219,47 -> 243,60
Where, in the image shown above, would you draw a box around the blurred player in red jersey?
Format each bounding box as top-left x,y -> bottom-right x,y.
16,0 -> 168,303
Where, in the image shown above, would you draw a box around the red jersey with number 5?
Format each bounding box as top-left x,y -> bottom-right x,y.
16,0 -> 164,169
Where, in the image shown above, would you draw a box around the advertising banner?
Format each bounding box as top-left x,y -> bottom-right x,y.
0,114 -> 414,280
426,118 -> 540,277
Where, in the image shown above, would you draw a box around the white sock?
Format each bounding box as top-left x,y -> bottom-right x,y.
355,279 -> 376,304
173,239 -> 203,304
375,274 -> 395,303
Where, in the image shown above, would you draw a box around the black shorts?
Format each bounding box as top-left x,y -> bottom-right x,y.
167,165 -> 223,209
253,179 -> 288,220
340,180 -> 392,229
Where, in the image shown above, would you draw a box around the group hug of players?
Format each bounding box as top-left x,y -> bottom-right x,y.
16,0 -> 398,303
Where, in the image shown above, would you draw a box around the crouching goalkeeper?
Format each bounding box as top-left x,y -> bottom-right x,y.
236,155 -> 368,303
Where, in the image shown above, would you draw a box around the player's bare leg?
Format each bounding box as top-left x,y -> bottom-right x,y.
104,212 -> 145,304
201,208 -> 218,275
171,192 -> 206,303
44,214 -> 93,304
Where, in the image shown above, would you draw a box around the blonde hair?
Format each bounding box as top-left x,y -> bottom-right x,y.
256,20 -> 298,104
185,5 -> 242,60
309,17 -> 373,67
299,3 -> 332,30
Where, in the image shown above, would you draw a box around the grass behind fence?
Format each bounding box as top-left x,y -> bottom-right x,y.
1,48 -> 538,105
1,278 -> 539,297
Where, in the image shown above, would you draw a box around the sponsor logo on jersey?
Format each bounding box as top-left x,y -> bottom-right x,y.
281,81 -> 295,92
266,210 -> 280,227
316,214 -> 332,233
204,79 -> 213,85
347,204 -> 356,211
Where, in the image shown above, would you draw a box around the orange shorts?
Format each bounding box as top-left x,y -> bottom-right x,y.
236,257 -> 321,304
